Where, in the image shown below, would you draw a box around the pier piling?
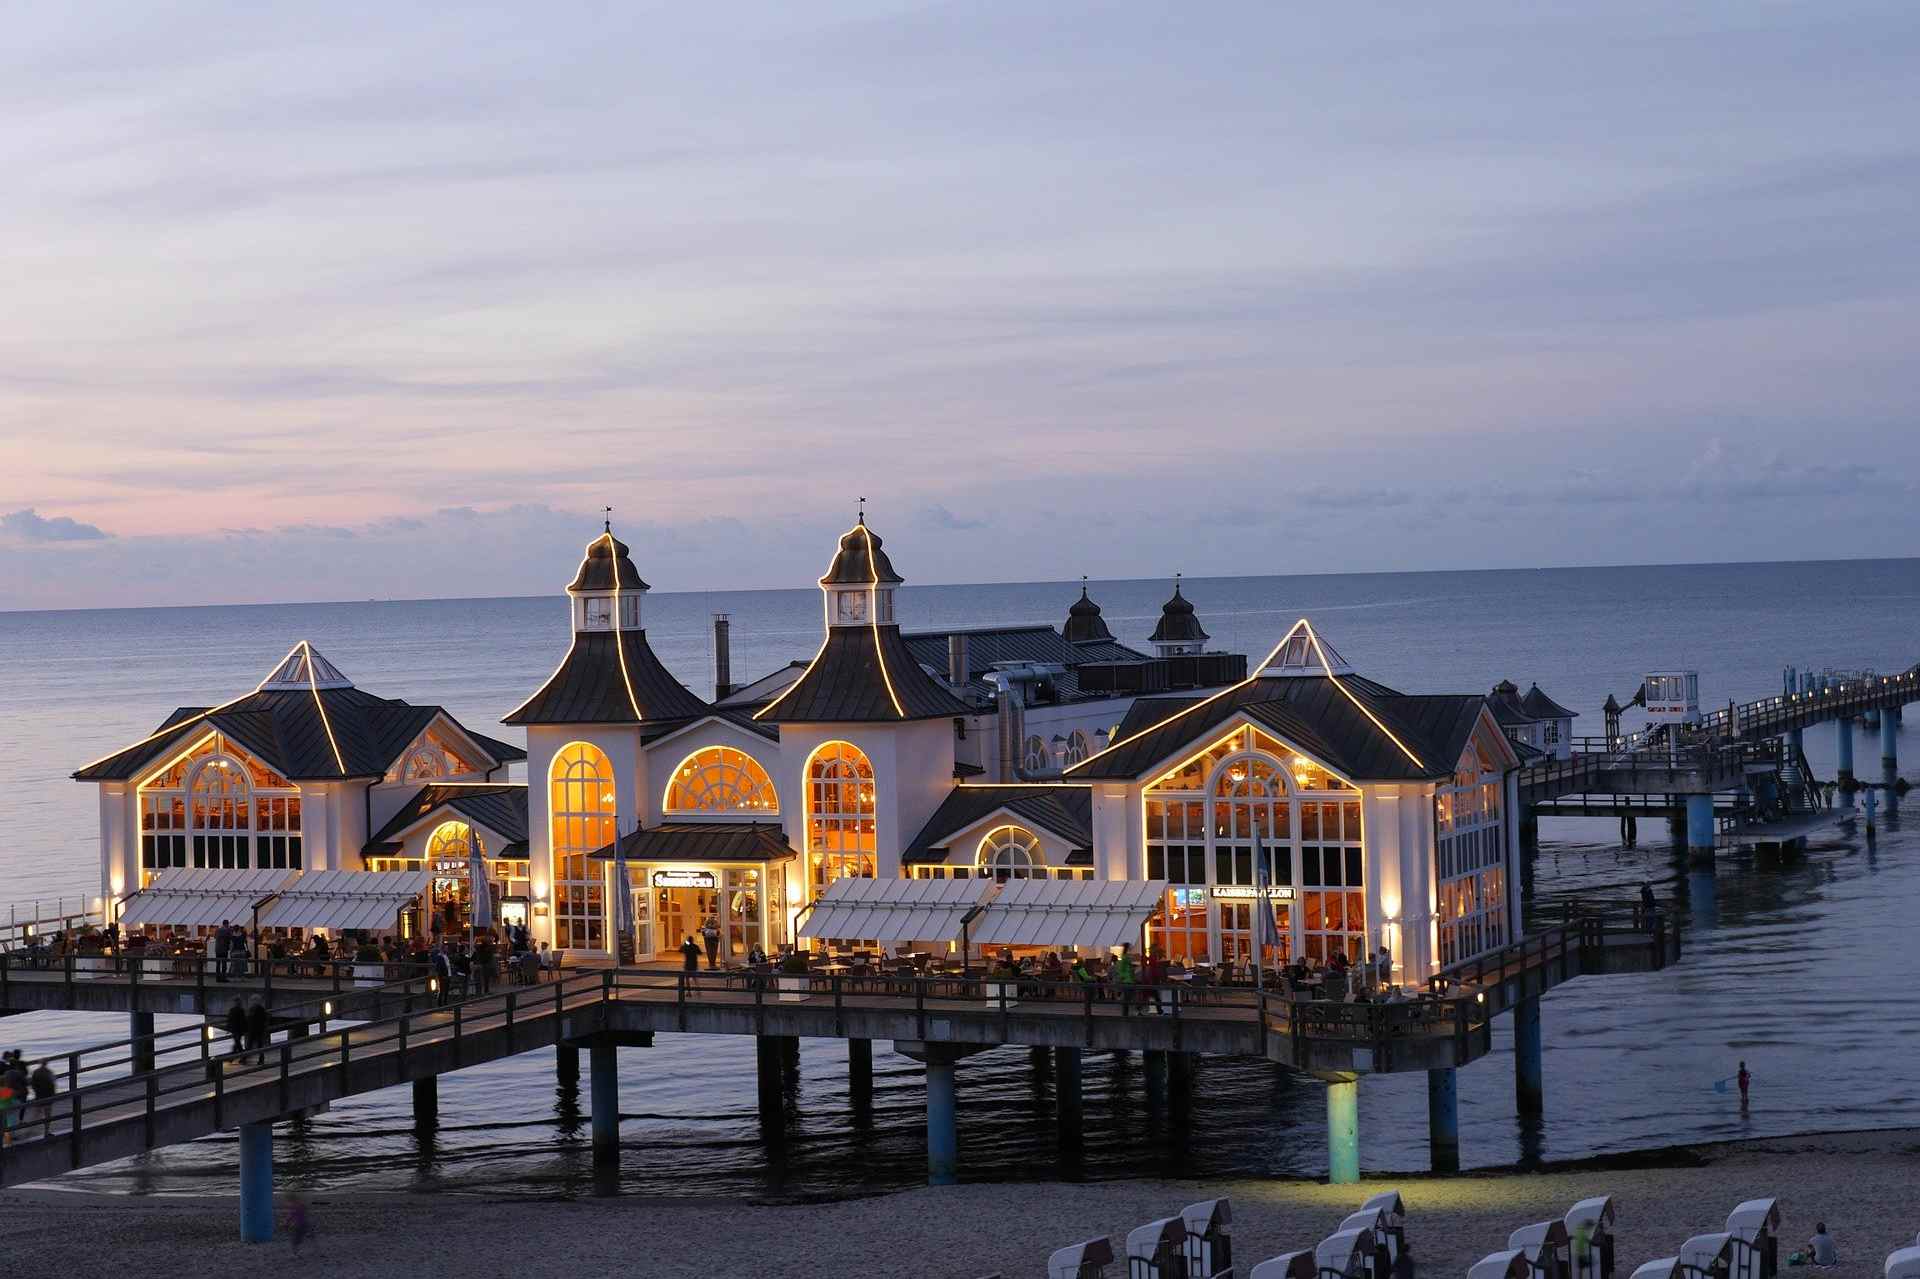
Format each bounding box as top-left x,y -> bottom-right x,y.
130,1010 -> 155,1076
848,1036 -> 872,1100
1882,711 -> 1899,774
925,1052 -> 959,1186
1837,716 -> 1856,785
1325,1074 -> 1360,1185
413,1075 -> 439,1128
1054,1046 -> 1084,1149
238,1120 -> 273,1243
1685,793 -> 1715,866
1427,1067 -> 1460,1173
1513,996 -> 1544,1117
589,1037 -> 619,1168
556,1043 -> 579,1086
1143,1048 -> 1169,1107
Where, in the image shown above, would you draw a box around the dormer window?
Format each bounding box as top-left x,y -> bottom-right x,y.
577,593 -> 641,632
835,589 -> 869,624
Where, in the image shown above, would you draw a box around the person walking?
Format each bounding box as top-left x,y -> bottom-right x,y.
246,996 -> 270,1065
431,944 -> 452,1006
215,920 -> 232,983
0,1059 -> 19,1150
1114,945 -> 1137,1006
1143,949 -> 1168,1013
225,998 -> 249,1056
1639,881 -> 1657,926
680,934 -> 701,973
700,915 -> 721,969
454,943 -> 473,999
474,933 -> 496,996
30,1059 -> 56,1138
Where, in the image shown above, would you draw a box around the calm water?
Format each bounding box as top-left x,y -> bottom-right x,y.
1,558 -> 1917,1196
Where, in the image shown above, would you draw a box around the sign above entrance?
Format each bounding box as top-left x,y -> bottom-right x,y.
652,869 -> 716,889
1210,885 -> 1296,901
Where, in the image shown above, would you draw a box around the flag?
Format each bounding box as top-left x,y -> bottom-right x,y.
612,826 -> 636,944
1254,831 -> 1283,987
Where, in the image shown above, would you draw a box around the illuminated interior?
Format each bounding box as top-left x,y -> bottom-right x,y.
1435,739 -> 1508,966
385,726 -> 486,783
663,746 -> 779,814
805,740 -> 877,902
137,731 -> 301,882
550,741 -> 615,949
1143,723 -> 1364,966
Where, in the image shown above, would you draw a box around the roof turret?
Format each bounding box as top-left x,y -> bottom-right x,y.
1149,580 -> 1210,645
820,519 -> 903,587
1064,580 -> 1115,645
568,530 -> 649,594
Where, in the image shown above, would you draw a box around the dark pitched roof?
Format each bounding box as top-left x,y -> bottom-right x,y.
1113,695 -> 1209,739
1487,681 -> 1535,727
1066,675 -> 1489,784
502,630 -> 709,726
76,687 -> 519,783
1149,583 -> 1209,644
756,624 -> 970,723
568,531 -> 648,594
904,785 -> 1094,864
901,624 -> 1149,686
365,784 -> 529,856
588,822 -> 797,863
1064,586 -> 1115,644
1520,684 -> 1579,720
820,523 -> 902,586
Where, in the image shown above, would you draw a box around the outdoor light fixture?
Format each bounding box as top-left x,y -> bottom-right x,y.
323,1001 -> 333,1017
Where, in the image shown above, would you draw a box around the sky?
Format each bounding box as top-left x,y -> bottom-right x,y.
3,2 -> 1917,610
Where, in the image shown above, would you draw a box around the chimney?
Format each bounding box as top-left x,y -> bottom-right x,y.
948,633 -> 969,687
991,674 -> 1024,782
712,613 -> 732,700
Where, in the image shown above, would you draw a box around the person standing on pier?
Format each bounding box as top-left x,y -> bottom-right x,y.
680,934 -> 701,973
30,1059 -> 55,1137
214,920 -> 232,983
700,914 -> 721,969
245,997 -> 269,1065
225,998 -> 248,1056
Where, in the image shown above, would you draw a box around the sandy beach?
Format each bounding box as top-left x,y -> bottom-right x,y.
2,1129 -> 1914,1277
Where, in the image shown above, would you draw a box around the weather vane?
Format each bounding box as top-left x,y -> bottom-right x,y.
604,505 -> 612,534
857,496 -> 866,525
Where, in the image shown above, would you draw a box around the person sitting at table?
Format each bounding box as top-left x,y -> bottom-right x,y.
747,943 -> 767,966
1069,956 -> 1095,986
1328,950 -> 1350,974
1040,952 -> 1067,988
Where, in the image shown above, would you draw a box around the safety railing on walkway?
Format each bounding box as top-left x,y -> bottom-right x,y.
0,902 -> 105,951
0,948 -> 442,1007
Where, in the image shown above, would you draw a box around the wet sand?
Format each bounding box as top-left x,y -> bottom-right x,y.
2,1128 -> 1915,1277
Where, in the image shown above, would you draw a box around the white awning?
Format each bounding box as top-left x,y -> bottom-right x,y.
118,867 -> 297,928
967,878 -> 1167,950
798,877 -> 985,944
256,869 -> 430,932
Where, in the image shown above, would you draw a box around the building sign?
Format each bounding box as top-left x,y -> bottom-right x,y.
1210,885 -> 1296,901
652,869 -> 716,889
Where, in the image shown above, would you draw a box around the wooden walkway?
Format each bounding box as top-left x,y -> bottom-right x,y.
0,912 -> 1677,1188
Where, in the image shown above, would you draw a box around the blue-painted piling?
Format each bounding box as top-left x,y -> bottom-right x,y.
1513,997 -> 1544,1116
238,1121 -> 274,1243
926,1058 -> 958,1185
1427,1067 -> 1459,1173
1327,1078 -> 1360,1184
590,1038 -> 619,1168
1837,716 -> 1855,782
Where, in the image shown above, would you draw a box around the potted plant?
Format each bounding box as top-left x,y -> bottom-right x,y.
776,952 -> 811,1002
72,929 -> 111,979
984,959 -> 1021,1008
353,941 -> 386,987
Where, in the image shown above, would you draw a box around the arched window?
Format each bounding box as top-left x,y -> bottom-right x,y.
805,741 -> 875,902
188,756 -> 250,869
976,825 -> 1043,880
664,746 -> 779,814
1021,734 -> 1052,775
550,741 -> 616,950
427,819 -> 483,863
1063,730 -> 1092,767
404,747 -> 447,781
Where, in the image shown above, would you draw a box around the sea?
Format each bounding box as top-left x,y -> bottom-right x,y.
1,557 -> 1917,1199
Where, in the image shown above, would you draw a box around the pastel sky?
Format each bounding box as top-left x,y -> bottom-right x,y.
4,2 -> 1917,610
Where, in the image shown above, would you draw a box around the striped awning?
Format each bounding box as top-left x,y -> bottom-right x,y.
967,878 -> 1167,950
256,869 -> 430,932
798,877 -> 985,944
117,867 -> 297,928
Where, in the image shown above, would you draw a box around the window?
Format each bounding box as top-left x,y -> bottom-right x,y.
805,741 -> 876,904
976,825 -> 1043,880
1144,724 -> 1365,966
663,746 -> 779,814
1435,741 -> 1508,966
404,748 -> 446,781
1063,730 -> 1092,767
138,733 -> 300,877
1021,734 -> 1053,775
1542,721 -> 1560,747
550,741 -> 615,950
384,726 -> 483,783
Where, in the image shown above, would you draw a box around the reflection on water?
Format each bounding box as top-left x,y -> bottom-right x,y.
4,800 -> 1911,1197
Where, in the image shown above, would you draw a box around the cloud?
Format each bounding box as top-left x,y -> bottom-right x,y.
1,508 -> 109,543
1296,487 -> 1415,510
920,504 -> 986,531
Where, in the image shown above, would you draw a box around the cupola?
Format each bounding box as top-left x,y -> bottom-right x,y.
567,524 -> 648,632
819,516 -> 901,628
1063,579 -> 1114,645
1148,577 -> 1209,657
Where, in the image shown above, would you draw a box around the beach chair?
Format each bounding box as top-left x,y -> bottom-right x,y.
1507,1220 -> 1572,1279
1724,1199 -> 1780,1279
1676,1234 -> 1734,1279
1125,1217 -> 1187,1279
1181,1198 -> 1232,1279
1334,1209 -> 1393,1277
1470,1250 -> 1534,1279
1248,1251 -> 1317,1279
1047,1237 -> 1115,1279
1566,1196 -> 1618,1279
1315,1226 -> 1378,1279
1886,1240 -> 1920,1279
1360,1189 -> 1408,1261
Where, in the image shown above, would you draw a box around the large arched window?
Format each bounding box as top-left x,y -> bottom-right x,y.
805,741 -> 875,902
550,741 -> 616,950
1063,730 -> 1092,768
427,819 -> 483,863
137,732 -> 302,879
1143,724 -> 1363,967
664,746 -> 779,814
1021,734 -> 1052,775
977,825 -> 1043,880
